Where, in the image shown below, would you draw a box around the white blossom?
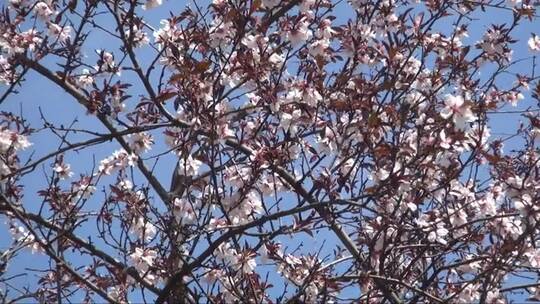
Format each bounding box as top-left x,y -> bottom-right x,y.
98,149 -> 138,175
48,23 -> 71,43
287,19 -> 313,46
529,35 -> 540,52
0,129 -> 31,152
129,247 -> 157,274
129,132 -> 153,154
142,0 -> 162,10
125,25 -> 149,47
173,198 -> 198,225
130,217 -> 157,241
34,1 -> 54,20
53,162 -> 73,180
77,69 -> 94,87
440,94 -> 476,130
73,178 -> 96,199
177,155 -> 202,176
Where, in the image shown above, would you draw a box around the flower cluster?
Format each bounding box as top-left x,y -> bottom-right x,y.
1,0 -> 540,303
98,149 -> 138,175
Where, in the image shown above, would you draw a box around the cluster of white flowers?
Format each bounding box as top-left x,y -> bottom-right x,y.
203,266 -> 243,301
286,17 -> 313,47
0,128 -> 31,176
164,127 -> 183,151
414,212 -> 450,245
125,25 -> 149,48
9,222 -> 41,254
177,155 -> 202,176
8,0 -> 30,8
492,215 -> 523,240
280,109 -> 301,135
77,69 -> 94,87
220,190 -> 264,225
316,127 -> 338,154
0,56 -> 13,85
173,197 -> 199,226
224,166 -> 252,188
475,26 -> 514,62
241,34 -> 265,60
303,86 -> 323,108
129,247 -> 159,283
129,132 -> 153,154
529,34 -> 540,52
130,217 -> 157,241
257,172 -> 285,196
0,129 -> 32,152
215,242 -> 257,274
72,177 -> 96,199
110,93 -> 127,115
107,285 -> 127,303
524,247 -> 540,269
118,178 -> 133,191
261,0 -> 280,9
47,23 -> 71,43
33,1 -> 55,20
275,253 -> 324,303
455,283 -> 481,303
94,50 -> 120,76
98,149 -> 138,175
53,161 -> 73,180
309,18 -> 336,58
209,17 -> 235,48
153,19 -> 189,58
514,193 -> 540,224
142,0 -> 162,10
440,94 -> 477,131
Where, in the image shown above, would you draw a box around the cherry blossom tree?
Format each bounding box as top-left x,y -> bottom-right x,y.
1,0 -> 540,303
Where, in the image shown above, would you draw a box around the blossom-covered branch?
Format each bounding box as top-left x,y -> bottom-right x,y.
1,0 -> 540,303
